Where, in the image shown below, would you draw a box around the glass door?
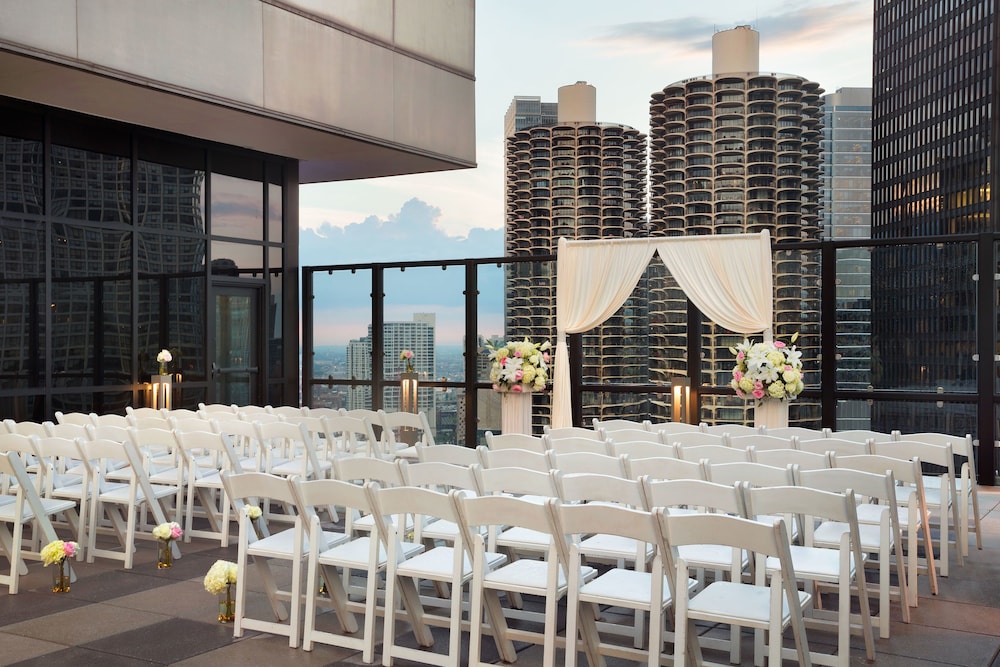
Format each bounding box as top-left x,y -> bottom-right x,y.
212,285 -> 260,406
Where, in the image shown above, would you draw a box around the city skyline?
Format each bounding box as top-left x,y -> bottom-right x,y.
300,0 -> 874,249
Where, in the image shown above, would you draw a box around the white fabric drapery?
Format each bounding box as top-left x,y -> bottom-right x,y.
551,231 -> 774,428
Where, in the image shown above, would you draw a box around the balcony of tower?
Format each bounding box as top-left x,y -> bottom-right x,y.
685,214 -> 713,233
714,214 -> 745,232
748,74 -> 777,90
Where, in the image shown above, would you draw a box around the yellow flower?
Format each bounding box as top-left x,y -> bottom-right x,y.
204,559 -> 238,594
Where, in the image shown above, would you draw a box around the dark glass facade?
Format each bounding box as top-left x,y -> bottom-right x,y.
871,0 -> 997,434
0,98 -> 298,420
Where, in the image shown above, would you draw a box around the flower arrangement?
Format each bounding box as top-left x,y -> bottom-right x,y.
730,333 -> 803,404
204,559 -> 238,595
488,338 -> 551,393
41,539 -> 77,566
152,521 -> 183,542
204,559 -> 238,623
244,505 -> 262,520
42,539 -> 77,592
400,349 -> 415,373
153,521 -> 182,568
156,349 -> 172,375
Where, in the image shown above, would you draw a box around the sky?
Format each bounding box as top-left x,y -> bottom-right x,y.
299,0 -> 874,344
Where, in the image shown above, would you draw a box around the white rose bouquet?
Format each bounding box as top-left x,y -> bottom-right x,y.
488,338 -> 551,393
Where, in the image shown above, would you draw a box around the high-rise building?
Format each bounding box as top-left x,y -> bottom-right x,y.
503,82 -> 648,428
870,0 -> 991,434
346,314 -> 437,424
648,25 -> 825,424
503,96 -> 559,137
821,87 -> 873,429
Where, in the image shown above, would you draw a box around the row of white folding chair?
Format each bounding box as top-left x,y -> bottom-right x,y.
892,431 -> 981,556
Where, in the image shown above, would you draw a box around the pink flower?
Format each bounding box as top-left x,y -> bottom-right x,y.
170,525 -> 183,540
752,388 -> 765,399
514,349 -> 523,357
733,370 -> 742,382
773,341 -> 786,348
542,352 -> 550,362
735,389 -> 745,398
64,542 -> 76,557
736,351 -> 744,360
754,380 -> 763,390
492,383 -> 500,391
514,370 -> 523,381
512,384 -> 523,392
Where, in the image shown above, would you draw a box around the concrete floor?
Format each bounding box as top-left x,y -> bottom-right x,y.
1,489 -> 1000,666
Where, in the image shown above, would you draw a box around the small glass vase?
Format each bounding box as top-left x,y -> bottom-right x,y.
218,583 -> 235,623
157,539 -> 173,569
51,559 -> 70,593
158,362 -> 168,375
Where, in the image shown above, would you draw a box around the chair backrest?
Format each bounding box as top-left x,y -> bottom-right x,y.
742,484 -> 860,549
174,429 -> 244,473
254,419 -> 320,477
4,419 -> 48,437
552,471 -> 645,508
454,493 -> 558,552
796,466 -> 896,505
484,431 -> 547,453
626,456 -> 705,482
874,440 -> 955,472
643,421 -> 702,435
289,476 -> 372,544
235,405 -> 272,416
92,413 -> 129,428
222,471 -> 302,540
542,434 -> 611,455
416,443 -> 480,465
824,428 -> 895,444
85,423 -> 130,443
601,428 -> 665,445
323,414 -> 378,458
198,402 -> 238,415
610,439 -> 677,460
169,416 -> 216,434
703,461 -> 795,488
591,418 -> 645,433
668,431 -> 726,447
894,431 -> 974,458
126,426 -> 178,465
268,405 -> 305,419
30,435 -> 86,499
163,408 -> 201,420
399,460 -> 481,494
725,433 -> 795,451
676,443 -> 750,464
300,406 -> 341,420
0,433 -> 40,493
541,426 -> 602,441
552,500 -> 660,578
377,409 -> 435,451
370,484 -> 461,549
0,451 -> 62,543
44,421 -> 88,440
797,437 -> 873,457
640,477 -> 743,515
762,426 -> 825,439
55,411 -> 96,426
477,446 -> 551,472
127,415 -> 172,430
125,406 -> 162,419
750,447 -> 831,472
700,423 -> 760,436
334,456 -> 405,486
547,451 -> 628,477
474,465 -> 557,498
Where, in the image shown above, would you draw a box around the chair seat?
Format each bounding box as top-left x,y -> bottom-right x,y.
766,545 -> 859,582
270,458 -> 333,477
579,533 -> 654,562
677,543 -> 748,571
578,568 -> 672,609
483,558 -> 594,595
99,482 -> 178,504
396,545 -> 507,581
814,520 -> 893,553
497,526 -> 551,551
688,580 -> 811,627
0,497 -> 77,522
250,527 -> 347,559
318,536 -> 423,569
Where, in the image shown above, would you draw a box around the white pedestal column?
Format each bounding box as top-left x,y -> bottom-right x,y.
501,391 -> 533,435
753,399 -> 789,430
151,375 -> 173,410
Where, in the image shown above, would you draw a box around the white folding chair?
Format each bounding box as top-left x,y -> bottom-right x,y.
655,511 -> 812,667
896,431 -> 981,555
81,437 -> 179,569
600,427 -> 666,445
700,422 -> 760,437
797,467 -> 910,638
548,451 -> 628,478
610,439 -> 678,460
542,426 -> 603,441
455,493 -> 590,667
874,439 -> 962,576
0,451 -> 79,593
173,429 -> 244,546
222,471 -> 306,648
543,434 -> 612,455
377,409 -> 435,459
643,421 -> 702,436
752,447 -> 832,471
625,456 -> 705,482
257,419 -> 331,482
798,437 -> 873,457
477,446 -> 551,472
824,428 -> 895,444
592,418 -> 645,433
321,414 -> 379,459
742,484 -> 875,667
32,435 -> 91,556
374,485 -> 505,667
55,411 -> 96,426
416,443 -> 481,466
669,431 -> 726,448
292,477 -> 428,662
726,433 -> 796,451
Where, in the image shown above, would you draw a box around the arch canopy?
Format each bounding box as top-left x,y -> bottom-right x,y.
552,230 -> 773,428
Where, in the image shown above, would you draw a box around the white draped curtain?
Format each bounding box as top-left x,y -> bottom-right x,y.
552,231 -> 774,428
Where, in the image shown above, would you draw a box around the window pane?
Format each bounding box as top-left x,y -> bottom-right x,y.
211,173 -> 263,241
50,145 -> 131,224
138,160 -> 206,233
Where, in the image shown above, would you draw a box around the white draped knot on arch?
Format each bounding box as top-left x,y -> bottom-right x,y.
552,230 -> 775,428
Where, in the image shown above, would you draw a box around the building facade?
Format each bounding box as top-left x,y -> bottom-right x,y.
820,87 -> 874,429
648,25 -> 825,424
503,82 -> 649,428
870,0 -> 993,435
0,1 -> 475,418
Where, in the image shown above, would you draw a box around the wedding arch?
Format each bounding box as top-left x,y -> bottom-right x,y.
551,230 -> 775,428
